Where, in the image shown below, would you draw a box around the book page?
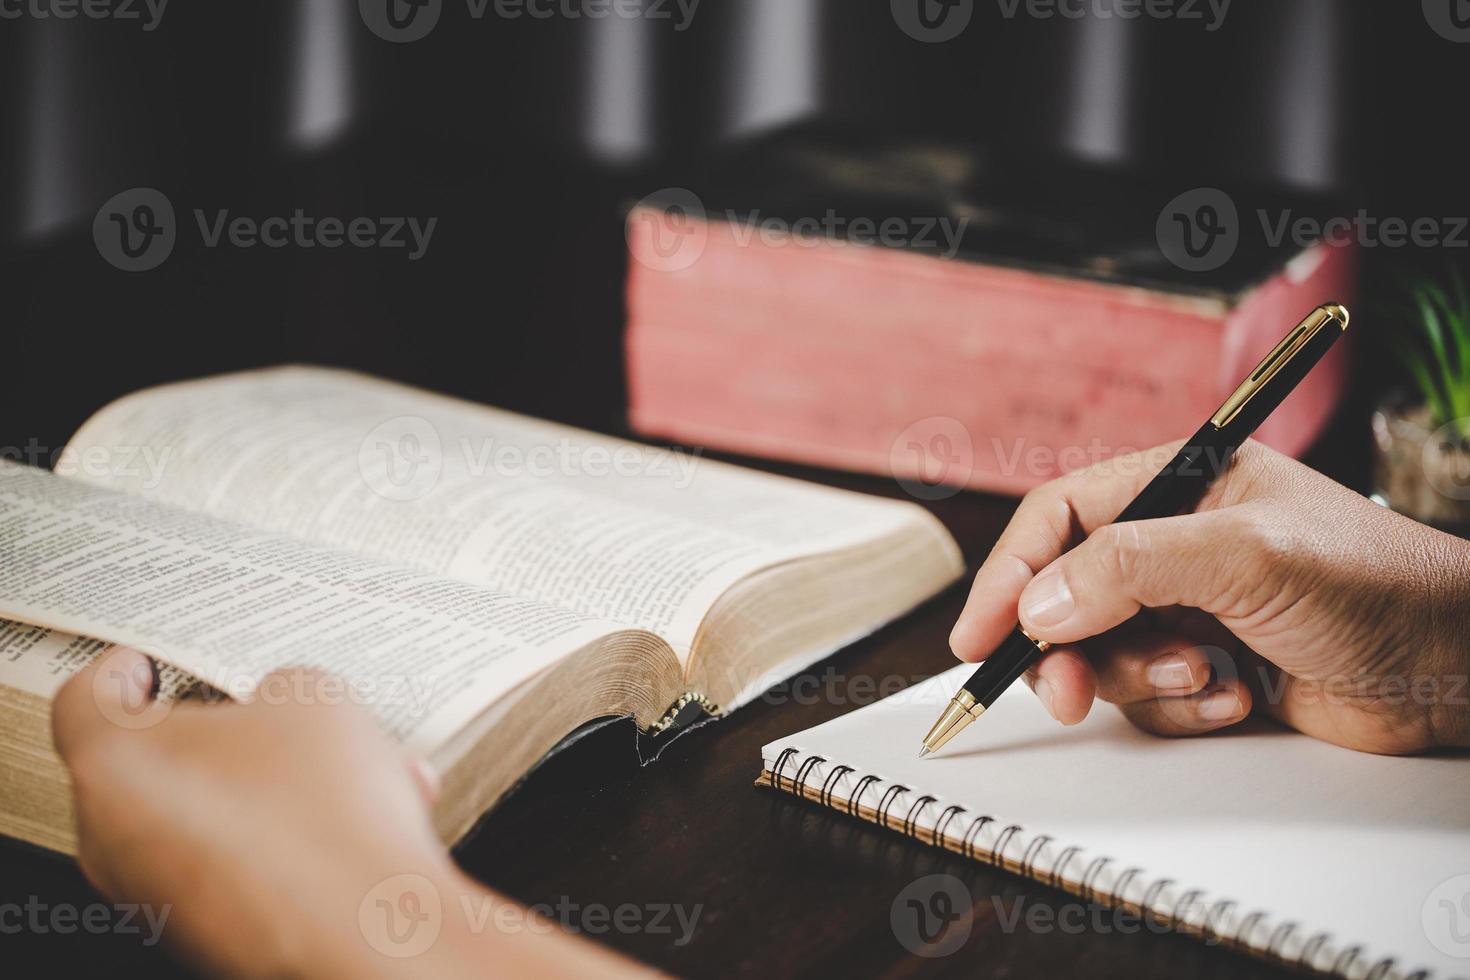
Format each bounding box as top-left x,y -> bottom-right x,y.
762,666 -> 1470,979
0,622 -> 109,699
0,621 -> 199,702
0,461 -> 623,753
64,367 -> 944,656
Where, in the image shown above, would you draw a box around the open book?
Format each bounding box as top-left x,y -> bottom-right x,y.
0,367 -> 963,854
759,666 -> 1470,980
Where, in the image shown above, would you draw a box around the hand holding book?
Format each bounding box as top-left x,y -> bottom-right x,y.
949,439 -> 1470,754
52,648 -> 645,980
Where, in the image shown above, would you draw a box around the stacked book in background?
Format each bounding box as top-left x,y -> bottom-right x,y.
626,134 -> 1358,495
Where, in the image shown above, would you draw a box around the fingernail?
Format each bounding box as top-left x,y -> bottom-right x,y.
106,646 -> 154,701
1198,690 -> 1244,723
1022,569 -> 1074,628
1147,654 -> 1196,692
948,622 -> 972,658
1035,677 -> 1058,719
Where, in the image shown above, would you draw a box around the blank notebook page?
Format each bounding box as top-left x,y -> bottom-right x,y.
761,666 -> 1470,980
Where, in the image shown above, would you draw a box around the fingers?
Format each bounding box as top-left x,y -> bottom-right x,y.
53,646 -> 158,764
1116,676 -> 1252,737
1022,647 -> 1097,725
951,442 -> 1184,662
1017,507 -> 1250,645
1087,629 -> 1215,704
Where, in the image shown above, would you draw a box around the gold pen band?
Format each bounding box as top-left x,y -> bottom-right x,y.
1210,303 -> 1350,429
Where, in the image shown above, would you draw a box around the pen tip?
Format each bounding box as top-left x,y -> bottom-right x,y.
918,747 -> 931,759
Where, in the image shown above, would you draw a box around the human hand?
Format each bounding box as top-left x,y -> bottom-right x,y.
52,649 -> 641,979
950,441 -> 1470,754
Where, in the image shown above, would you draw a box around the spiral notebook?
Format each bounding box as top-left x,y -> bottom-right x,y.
757,666 -> 1470,980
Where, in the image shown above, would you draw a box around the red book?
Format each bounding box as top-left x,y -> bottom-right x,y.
627,203 -> 1356,496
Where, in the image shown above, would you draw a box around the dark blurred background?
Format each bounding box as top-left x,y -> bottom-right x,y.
7,4 -> 1470,976
1,0 -> 1466,456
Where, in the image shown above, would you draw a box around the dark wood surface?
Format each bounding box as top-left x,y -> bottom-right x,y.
3,427 -> 1368,979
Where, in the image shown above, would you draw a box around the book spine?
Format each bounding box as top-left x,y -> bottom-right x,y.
758,747 -> 1415,980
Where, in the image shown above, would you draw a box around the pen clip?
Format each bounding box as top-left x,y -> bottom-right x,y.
1209,304 -> 1349,430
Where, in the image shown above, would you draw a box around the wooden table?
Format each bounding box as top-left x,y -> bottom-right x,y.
3,424 -> 1367,979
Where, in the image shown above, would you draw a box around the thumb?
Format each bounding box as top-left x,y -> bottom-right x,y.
1017,509 -> 1251,644
53,646 -> 162,763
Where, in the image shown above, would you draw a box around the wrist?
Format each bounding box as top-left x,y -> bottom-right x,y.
253,842 -> 466,980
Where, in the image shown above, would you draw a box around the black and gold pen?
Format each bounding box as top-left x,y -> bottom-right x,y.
920,302 -> 1351,756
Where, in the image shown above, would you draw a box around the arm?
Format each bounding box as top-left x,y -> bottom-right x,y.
52,649 -> 652,980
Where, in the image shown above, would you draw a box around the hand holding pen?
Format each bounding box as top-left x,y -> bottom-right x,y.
926,303 -> 1470,757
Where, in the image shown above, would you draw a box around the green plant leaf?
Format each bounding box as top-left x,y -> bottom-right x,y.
1414,287 -> 1467,421
1450,266 -> 1470,398
1426,283 -> 1470,419
1393,344 -> 1452,428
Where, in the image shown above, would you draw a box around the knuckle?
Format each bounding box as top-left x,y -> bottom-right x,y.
1097,521 -> 1152,586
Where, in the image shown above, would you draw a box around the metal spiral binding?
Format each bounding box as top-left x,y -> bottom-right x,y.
763,749 -> 1416,980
